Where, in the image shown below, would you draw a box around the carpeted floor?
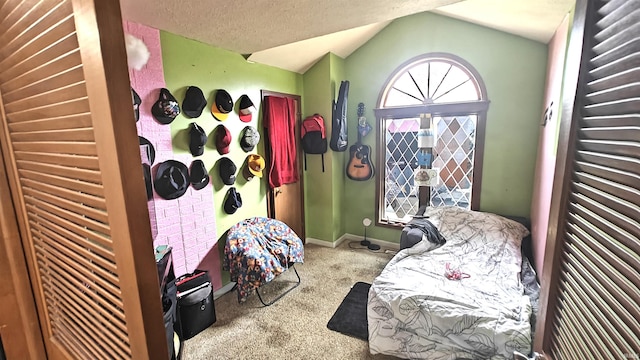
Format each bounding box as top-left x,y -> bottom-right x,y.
180,241 -> 400,360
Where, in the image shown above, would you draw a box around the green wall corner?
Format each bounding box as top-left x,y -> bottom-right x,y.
301,54 -> 335,242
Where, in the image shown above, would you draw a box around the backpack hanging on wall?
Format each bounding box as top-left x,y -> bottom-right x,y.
301,114 -> 327,172
330,80 -> 350,152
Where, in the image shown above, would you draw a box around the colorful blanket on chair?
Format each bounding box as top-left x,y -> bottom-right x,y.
223,217 -> 304,303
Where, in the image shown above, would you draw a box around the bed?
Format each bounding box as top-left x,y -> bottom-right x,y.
223,217 -> 304,303
368,206 -> 537,359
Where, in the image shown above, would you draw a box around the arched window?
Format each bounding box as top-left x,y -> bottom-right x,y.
374,53 -> 489,226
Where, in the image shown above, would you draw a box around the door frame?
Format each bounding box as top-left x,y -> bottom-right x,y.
260,90 -> 305,240
0,149 -> 46,360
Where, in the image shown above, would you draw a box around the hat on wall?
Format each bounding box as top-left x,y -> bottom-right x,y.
240,126 -> 260,152
189,122 -> 208,156
211,89 -> 233,121
214,125 -> 232,155
223,187 -> 242,214
152,88 -> 180,124
247,154 -> 265,178
189,159 -> 209,190
238,94 -> 256,123
139,136 -> 155,165
132,88 -> 141,122
218,157 -> 237,185
182,86 -> 207,118
153,160 -> 189,200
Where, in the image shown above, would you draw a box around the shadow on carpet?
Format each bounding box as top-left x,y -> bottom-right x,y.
326,282 -> 370,341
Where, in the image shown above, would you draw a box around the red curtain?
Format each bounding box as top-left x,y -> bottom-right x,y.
264,96 -> 299,188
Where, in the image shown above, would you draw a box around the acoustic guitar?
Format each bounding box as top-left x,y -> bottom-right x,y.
347,103 -> 375,181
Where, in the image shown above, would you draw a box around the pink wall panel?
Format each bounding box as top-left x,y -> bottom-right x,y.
530,14 -> 570,277
124,22 -> 221,289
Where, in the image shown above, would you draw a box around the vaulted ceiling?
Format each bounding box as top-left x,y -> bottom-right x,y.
119,0 -> 575,73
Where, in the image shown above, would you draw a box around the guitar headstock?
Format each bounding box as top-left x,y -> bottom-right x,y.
357,102 -> 365,117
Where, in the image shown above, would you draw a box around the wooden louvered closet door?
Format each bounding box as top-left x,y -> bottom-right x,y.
536,0 -> 640,358
0,0 -> 167,359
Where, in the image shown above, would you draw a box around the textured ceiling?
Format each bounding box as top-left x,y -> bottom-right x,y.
120,0 -> 462,55
119,0 -> 575,73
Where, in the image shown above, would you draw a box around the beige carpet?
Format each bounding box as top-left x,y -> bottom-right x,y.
180,241 -> 400,360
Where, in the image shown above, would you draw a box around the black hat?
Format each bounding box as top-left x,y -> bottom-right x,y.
153,160 -> 189,200
139,136 -> 155,165
142,163 -> 152,200
211,89 -> 233,121
238,94 -> 255,123
189,122 -> 207,156
182,86 -> 207,118
223,187 -> 242,214
152,88 -> 180,124
218,157 -> 236,185
132,88 -> 141,122
189,160 -> 209,190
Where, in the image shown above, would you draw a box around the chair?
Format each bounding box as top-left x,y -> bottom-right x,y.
223,217 -> 304,305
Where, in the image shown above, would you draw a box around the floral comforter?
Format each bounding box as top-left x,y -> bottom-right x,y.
368,206 -> 533,359
224,217 -> 304,303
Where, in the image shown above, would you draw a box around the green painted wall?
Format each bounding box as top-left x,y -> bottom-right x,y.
160,31 -> 303,282
329,54 -> 347,240
343,12 -> 548,242
301,54 -> 335,242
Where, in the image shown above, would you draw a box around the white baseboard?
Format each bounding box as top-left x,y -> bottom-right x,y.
305,237 -> 339,247
342,233 -> 401,250
306,234 -> 400,250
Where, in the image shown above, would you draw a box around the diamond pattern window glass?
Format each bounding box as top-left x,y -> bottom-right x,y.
430,116 -> 477,209
376,53 -> 488,226
384,118 -> 420,222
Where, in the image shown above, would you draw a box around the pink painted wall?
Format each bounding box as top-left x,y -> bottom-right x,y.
124,22 -> 221,290
530,14 -> 571,277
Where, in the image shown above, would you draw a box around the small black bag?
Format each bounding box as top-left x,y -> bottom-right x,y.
175,270 -> 216,340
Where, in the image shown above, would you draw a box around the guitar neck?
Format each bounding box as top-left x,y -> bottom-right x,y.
357,103 -> 365,145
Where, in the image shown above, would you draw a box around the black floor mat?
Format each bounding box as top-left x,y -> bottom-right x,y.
326,282 -> 370,341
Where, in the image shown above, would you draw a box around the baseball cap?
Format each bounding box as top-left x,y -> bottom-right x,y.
132,87 -> 141,122
189,159 -> 209,190
153,160 -> 189,200
214,125 -> 232,155
151,88 -> 180,125
240,126 -> 260,152
189,122 -> 207,156
182,86 -> 207,118
218,157 -> 237,185
223,187 -> 242,214
247,154 -> 265,178
238,94 -> 256,123
211,89 -> 233,121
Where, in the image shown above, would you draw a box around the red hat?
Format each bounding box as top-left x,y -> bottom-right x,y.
214,125 -> 232,155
